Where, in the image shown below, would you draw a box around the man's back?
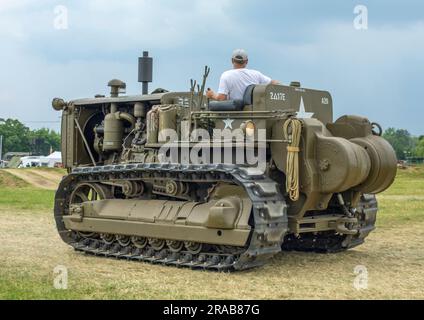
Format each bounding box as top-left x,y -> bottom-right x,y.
218,68 -> 271,100
206,49 -> 278,102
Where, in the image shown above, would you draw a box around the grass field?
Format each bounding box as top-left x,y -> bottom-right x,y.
0,167 -> 423,300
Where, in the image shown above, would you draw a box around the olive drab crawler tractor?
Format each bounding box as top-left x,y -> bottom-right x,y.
52,52 -> 397,271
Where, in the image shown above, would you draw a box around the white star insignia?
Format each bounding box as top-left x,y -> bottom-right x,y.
296,96 -> 314,119
223,118 -> 234,129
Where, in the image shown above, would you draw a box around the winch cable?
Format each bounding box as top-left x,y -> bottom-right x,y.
283,118 -> 302,201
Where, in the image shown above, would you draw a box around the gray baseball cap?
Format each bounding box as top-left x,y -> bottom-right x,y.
232,49 -> 248,63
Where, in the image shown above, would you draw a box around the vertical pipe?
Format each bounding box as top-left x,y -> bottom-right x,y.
142,82 -> 148,95
111,103 -> 118,114
142,51 -> 149,95
139,51 -> 153,95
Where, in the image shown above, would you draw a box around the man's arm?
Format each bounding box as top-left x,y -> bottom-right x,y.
257,71 -> 280,85
206,89 -> 227,101
206,73 -> 229,101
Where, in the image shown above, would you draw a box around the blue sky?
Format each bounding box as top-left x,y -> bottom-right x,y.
0,0 -> 423,134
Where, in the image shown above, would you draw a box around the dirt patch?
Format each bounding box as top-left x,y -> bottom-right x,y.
4,169 -> 58,190
27,169 -> 64,184
0,170 -> 29,188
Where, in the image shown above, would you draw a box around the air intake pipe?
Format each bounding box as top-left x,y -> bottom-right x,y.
103,103 -> 135,152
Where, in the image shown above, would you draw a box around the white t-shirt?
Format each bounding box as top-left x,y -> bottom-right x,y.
217,68 -> 272,100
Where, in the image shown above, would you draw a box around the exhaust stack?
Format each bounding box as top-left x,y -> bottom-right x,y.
138,51 -> 153,95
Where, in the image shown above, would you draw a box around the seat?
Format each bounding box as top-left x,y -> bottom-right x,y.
208,85 -> 256,111
243,84 -> 255,105
208,100 -> 244,111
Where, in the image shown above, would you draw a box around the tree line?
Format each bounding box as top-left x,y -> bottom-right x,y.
0,119 -> 61,157
382,128 -> 424,160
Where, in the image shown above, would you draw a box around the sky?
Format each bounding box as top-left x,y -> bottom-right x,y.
0,0 -> 423,134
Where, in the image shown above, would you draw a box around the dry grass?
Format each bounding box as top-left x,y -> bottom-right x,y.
3,168 -> 64,190
0,170 -> 29,188
26,168 -> 66,183
0,167 -> 423,300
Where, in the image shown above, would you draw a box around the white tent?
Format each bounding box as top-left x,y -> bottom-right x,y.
41,151 -> 62,168
19,156 -> 43,168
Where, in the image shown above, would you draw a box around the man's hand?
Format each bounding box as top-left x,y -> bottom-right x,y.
206,88 -> 215,99
206,89 -> 228,101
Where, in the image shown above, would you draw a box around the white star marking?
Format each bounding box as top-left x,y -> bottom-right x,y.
223,118 -> 234,129
296,96 -> 314,119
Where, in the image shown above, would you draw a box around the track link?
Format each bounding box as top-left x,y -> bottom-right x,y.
71,235 -> 243,272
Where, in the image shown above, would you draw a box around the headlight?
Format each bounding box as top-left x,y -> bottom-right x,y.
241,121 -> 256,138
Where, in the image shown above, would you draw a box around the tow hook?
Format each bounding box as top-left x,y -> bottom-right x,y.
329,217 -> 359,235
69,204 -> 84,222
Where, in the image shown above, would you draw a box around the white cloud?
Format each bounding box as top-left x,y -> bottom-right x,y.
0,0 -> 242,49
0,0 -> 31,12
0,1 -> 423,135
254,21 -> 424,133
56,0 -> 241,50
0,0 -> 245,131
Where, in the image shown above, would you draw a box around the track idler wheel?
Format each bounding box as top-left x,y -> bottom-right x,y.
101,233 -> 115,244
149,238 -> 166,251
184,242 -> 203,255
122,181 -> 144,197
70,183 -> 112,238
166,240 -> 184,253
70,182 -> 112,203
131,236 -> 148,249
116,235 -> 131,247
77,231 -> 97,239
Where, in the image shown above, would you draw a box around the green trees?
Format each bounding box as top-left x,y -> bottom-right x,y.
382,128 -> 417,160
0,119 -> 31,155
415,136 -> 424,158
29,128 -> 61,156
0,119 -> 60,156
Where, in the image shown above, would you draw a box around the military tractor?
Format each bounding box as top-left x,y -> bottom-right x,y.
52,52 -> 397,271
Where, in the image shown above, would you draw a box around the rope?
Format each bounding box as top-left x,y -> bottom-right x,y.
283,118 -> 302,201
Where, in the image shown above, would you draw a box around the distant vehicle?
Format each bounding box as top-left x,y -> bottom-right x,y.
19,156 -> 43,168
3,152 -> 30,162
397,160 -> 408,169
0,160 -> 9,168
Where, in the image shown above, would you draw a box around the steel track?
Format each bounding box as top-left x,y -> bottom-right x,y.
54,163 -> 289,271
54,164 -> 378,271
